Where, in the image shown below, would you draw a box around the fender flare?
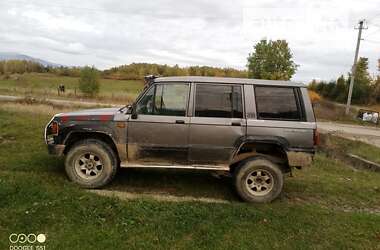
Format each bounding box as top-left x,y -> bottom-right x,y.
234,135 -> 290,152
61,127 -> 126,162
62,128 -> 116,146
230,135 -> 290,164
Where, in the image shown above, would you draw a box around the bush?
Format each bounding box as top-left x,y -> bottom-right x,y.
308,90 -> 321,103
78,66 -> 100,96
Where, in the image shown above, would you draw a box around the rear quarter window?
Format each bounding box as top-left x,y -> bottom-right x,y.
254,86 -> 304,121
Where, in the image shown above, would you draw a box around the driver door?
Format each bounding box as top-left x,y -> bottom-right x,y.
127,82 -> 190,165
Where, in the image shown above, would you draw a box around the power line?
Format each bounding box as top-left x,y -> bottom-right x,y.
367,13 -> 380,23
363,38 -> 380,44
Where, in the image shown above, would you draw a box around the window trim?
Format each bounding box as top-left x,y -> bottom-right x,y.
135,82 -> 190,117
193,83 -> 244,119
254,85 -> 304,121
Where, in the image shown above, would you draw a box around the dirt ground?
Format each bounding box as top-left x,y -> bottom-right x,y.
318,122 -> 380,148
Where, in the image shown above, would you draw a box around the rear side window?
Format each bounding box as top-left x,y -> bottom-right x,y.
255,86 -> 303,121
195,84 -> 243,118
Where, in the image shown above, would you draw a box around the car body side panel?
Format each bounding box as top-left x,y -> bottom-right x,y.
246,120 -> 315,149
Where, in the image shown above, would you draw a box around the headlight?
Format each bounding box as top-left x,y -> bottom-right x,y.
47,121 -> 59,136
44,117 -> 59,144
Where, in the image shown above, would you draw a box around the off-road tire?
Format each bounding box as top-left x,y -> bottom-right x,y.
234,158 -> 284,203
65,139 -> 118,188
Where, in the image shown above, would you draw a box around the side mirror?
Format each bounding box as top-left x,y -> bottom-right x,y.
126,105 -> 133,114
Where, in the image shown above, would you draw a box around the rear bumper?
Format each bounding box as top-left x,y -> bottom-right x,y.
287,151 -> 314,167
47,144 -> 65,156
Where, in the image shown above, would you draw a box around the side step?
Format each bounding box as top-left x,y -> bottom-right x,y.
120,162 -> 229,171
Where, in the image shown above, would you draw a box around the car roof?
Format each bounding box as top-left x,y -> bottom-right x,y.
154,76 -> 305,87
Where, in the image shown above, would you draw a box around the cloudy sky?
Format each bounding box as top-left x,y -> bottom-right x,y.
1,0 -> 379,82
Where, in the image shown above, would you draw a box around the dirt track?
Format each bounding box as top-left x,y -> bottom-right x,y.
318,122 -> 380,148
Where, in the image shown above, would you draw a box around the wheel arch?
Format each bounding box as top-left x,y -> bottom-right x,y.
63,131 -> 121,163
230,136 -> 290,173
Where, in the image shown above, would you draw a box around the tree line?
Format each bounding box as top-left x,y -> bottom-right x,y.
0,60 -> 46,75
0,60 -> 248,79
102,63 -> 248,79
309,58 -> 380,105
0,60 -> 83,77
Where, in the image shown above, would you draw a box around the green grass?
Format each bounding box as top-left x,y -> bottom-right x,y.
0,106 -> 380,249
321,134 -> 380,165
0,72 -> 144,103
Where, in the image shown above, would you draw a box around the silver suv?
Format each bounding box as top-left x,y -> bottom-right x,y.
45,76 -> 318,203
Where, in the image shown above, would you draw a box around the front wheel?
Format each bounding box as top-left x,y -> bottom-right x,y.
234,158 -> 284,203
65,139 -> 118,188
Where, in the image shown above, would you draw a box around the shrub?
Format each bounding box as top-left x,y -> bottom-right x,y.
308,90 -> 321,103
78,66 -> 99,96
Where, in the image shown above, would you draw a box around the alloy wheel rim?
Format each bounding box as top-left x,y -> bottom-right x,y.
245,169 -> 274,196
74,153 -> 103,180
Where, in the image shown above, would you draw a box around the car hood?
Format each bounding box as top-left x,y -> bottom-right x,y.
56,108 -> 121,116
55,107 -> 122,122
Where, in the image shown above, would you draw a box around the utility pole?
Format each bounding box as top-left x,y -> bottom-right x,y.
345,20 -> 365,115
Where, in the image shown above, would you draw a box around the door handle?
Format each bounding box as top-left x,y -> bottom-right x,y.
231,122 -> 241,126
175,120 -> 185,124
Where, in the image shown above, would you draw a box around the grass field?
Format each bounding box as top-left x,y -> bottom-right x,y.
0,73 -> 144,104
0,103 -> 380,249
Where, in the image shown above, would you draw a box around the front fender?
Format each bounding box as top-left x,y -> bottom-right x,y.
57,121 -> 127,162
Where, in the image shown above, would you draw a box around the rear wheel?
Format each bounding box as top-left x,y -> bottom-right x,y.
65,139 -> 117,188
234,158 -> 283,203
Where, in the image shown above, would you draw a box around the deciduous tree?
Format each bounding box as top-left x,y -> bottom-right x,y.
247,39 -> 298,80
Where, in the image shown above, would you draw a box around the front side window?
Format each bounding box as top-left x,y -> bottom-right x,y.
195,84 -> 243,118
255,86 -> 302,120
136,86 -> 155,114
136,83 -> 189,116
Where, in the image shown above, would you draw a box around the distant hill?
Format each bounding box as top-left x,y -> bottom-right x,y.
0,52 -> 62,67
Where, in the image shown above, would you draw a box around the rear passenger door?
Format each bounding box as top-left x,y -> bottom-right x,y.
188,83 -> 245,165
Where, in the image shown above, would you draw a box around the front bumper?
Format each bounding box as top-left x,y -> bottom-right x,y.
47,144 -> 66,156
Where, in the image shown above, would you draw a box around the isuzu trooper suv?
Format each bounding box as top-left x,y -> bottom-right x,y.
45,76 -> 318,203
